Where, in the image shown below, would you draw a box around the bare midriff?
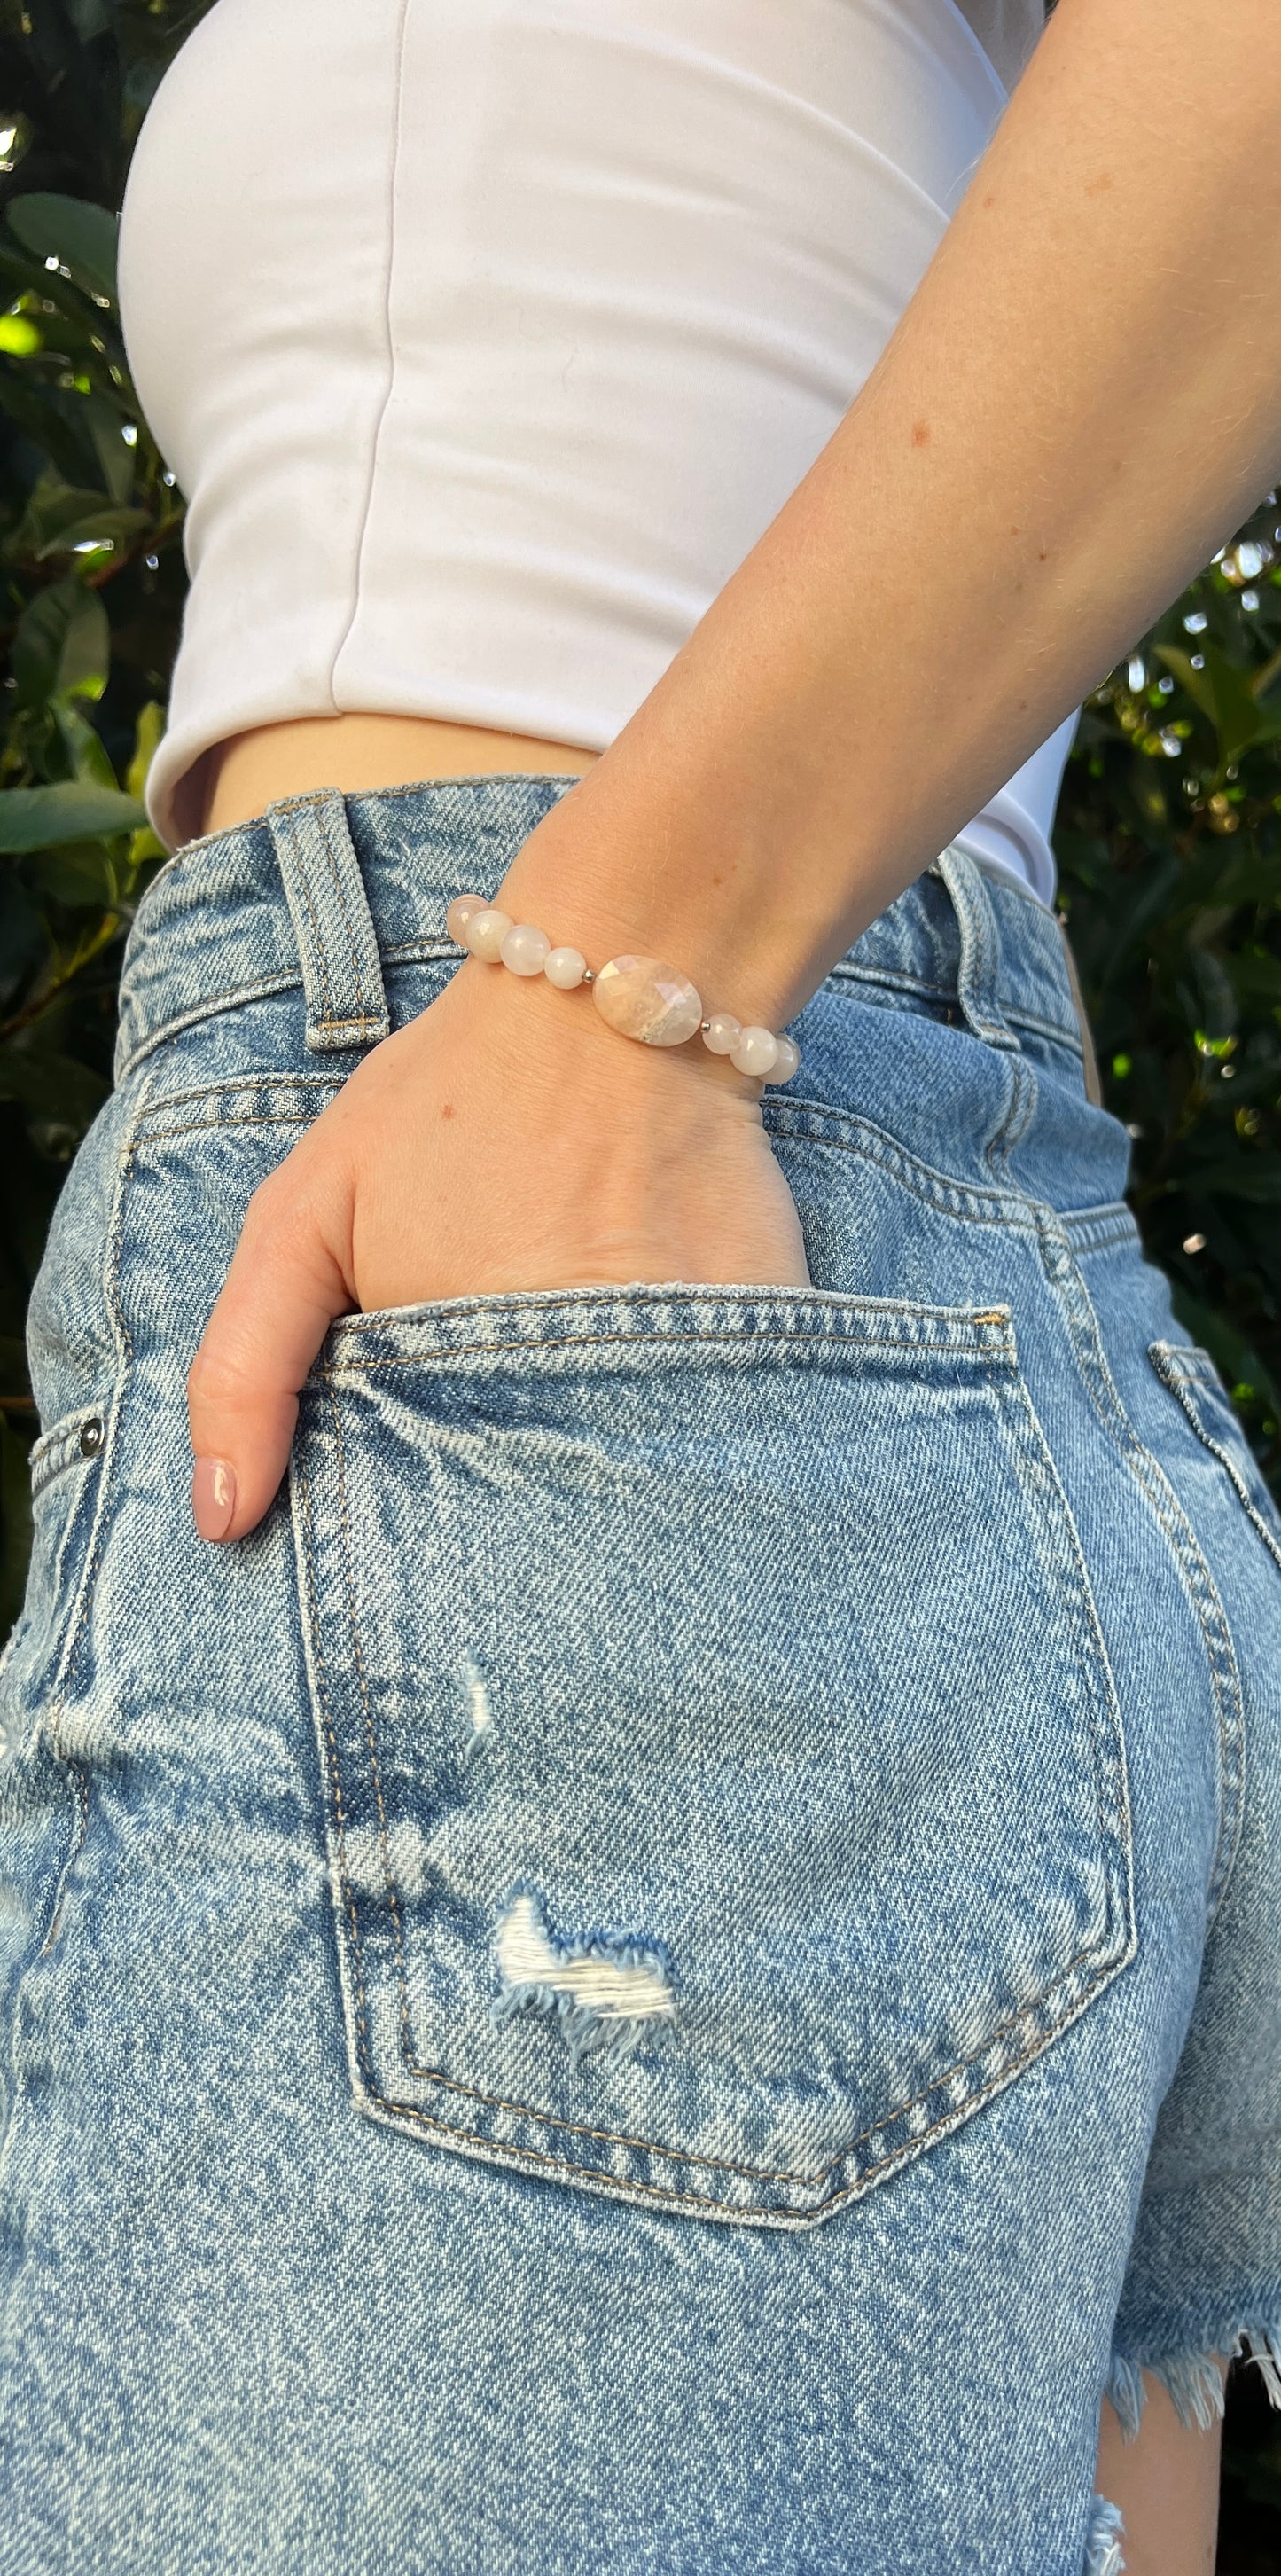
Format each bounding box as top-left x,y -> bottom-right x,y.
199,712 -> 600,836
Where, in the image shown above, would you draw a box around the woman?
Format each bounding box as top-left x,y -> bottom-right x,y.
1,0 -> 1279,2567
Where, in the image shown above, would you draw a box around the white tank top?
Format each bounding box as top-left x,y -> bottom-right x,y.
120,0 -> 1074,902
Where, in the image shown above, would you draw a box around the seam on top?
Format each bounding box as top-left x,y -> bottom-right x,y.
327,0 -> 412,703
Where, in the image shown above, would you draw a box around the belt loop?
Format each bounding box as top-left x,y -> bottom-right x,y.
267,790 -> 391,1053
933,844 -> 1020,1053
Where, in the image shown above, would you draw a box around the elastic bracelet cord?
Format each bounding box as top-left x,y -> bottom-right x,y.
446,895 -> 801,1085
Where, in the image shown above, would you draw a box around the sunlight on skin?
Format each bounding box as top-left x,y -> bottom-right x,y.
200,712 -> 598,836
1095,2366 -> 1225,2576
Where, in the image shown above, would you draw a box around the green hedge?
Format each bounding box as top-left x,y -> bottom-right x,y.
0,6 -> 1278,2561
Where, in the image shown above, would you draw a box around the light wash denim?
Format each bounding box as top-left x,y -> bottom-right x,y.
1,777 -> 1279,2574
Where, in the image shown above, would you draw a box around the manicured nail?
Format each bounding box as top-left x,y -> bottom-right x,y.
191,1457 -> 237,1541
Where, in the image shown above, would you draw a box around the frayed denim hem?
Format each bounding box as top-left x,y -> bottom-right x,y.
1107,2326 -> 1281,2438
1083,2495 -> 1125,2575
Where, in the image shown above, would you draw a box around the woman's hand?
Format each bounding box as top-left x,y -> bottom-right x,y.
185,957 -> 808,1541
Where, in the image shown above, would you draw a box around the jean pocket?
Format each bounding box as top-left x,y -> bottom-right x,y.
1149,1340 -> 1281,1577
292,1285 -> 1132,2227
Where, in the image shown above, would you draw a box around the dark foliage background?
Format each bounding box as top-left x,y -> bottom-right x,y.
0,6 -> 1278,2563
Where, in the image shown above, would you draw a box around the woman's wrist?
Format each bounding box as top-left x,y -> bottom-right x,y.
433,942 -> 771,1116
489,749 -> 825,1048
449,888 -> 801,1089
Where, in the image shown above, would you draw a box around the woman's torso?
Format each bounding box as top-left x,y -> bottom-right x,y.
119,0 -> 1072,897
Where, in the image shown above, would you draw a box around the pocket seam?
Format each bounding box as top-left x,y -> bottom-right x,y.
318,1301 -> 1017,1378
1149,1342 -> 1281,1578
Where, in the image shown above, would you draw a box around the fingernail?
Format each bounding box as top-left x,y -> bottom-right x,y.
191,1457 -> 237,1541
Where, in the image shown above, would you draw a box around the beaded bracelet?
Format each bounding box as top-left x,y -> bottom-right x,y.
446,894 -> 801,1085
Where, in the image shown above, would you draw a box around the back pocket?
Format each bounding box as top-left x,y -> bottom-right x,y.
292,1285 -> 1132,2226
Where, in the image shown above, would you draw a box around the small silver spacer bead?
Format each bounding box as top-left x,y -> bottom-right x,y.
581,967 -> 595,984
700,1020 -> 711,1032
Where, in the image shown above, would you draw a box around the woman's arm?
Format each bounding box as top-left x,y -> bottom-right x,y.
189,0 -> 1281,1542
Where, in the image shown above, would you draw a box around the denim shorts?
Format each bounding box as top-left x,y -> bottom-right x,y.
2,776 -> 1279,2576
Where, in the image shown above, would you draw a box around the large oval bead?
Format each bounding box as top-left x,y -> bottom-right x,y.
592,954 -> 704,1047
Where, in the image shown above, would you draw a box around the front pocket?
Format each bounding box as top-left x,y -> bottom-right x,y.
1149,1340 -> 1281,1576
292,1286 -> 1133,2227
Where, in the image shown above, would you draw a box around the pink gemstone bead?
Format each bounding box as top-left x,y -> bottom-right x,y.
500,922 -> 551,976
770,1034 -> 801,1084
701,1011 -> 741,1056
465,905 -> 513,963
730,1024 -> 778,1078
446,893 -> 486,946
543,945 -> 588,990
592,955 -> 704,1047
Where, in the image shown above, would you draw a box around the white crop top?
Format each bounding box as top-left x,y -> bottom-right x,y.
120,0 -> 1076,902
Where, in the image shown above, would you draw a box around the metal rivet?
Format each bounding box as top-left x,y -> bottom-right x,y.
79,1416 -> 104,1458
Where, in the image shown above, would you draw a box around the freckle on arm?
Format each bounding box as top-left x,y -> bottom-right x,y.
911,419 -> 930,448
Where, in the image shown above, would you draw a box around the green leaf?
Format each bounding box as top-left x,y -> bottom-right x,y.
50,702 -> 116,790
35,503 -> 148,560
6,194 -> 120,309
0,1037 -> 107,1126
0,870 -> 45,1006
1154,638 -> 1276,769
1188,947 -> 1238,1043
30,838 -> 115,905
0,369 -> 105,488
0,313 -> 42,356
65,0 -> 113,39
1153,644 -> 1216,723
1201,643 -> 1267,769
82,394 -> 138,505
125,699 -> 166,803
9,473 -> 113,556
0,782 -> 146,852
12,576 -> 109,707
1229,953 -> 1281,1001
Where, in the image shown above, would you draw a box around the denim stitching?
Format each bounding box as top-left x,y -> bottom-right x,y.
325,1367 -> 418,2064
941,847 -> 1017,1050
984,1053 -> 1039,1186
42,1073 -> 153,1906
29,1426 -> 103,1501
320,1324 -> 1016,1377
366,1942 -> 1127,2220
275,803 -> 338,1031
1033,1214 -> 1246,1917
318,797 -> 366,1015
1149,1345 -> 1281,1578
768,1108 -> 1038,1229
274,794 -> 388,1040
137,1116 -> 316,1146
394,1933 -> 1107,2182
293,1442 -> 376,2079
132,1073 -> 342,1116
830,963 -> 1082,1055
1000,1370 -> 1129,1896
317,795 -> 386,1033
115,971 -> 303,1079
